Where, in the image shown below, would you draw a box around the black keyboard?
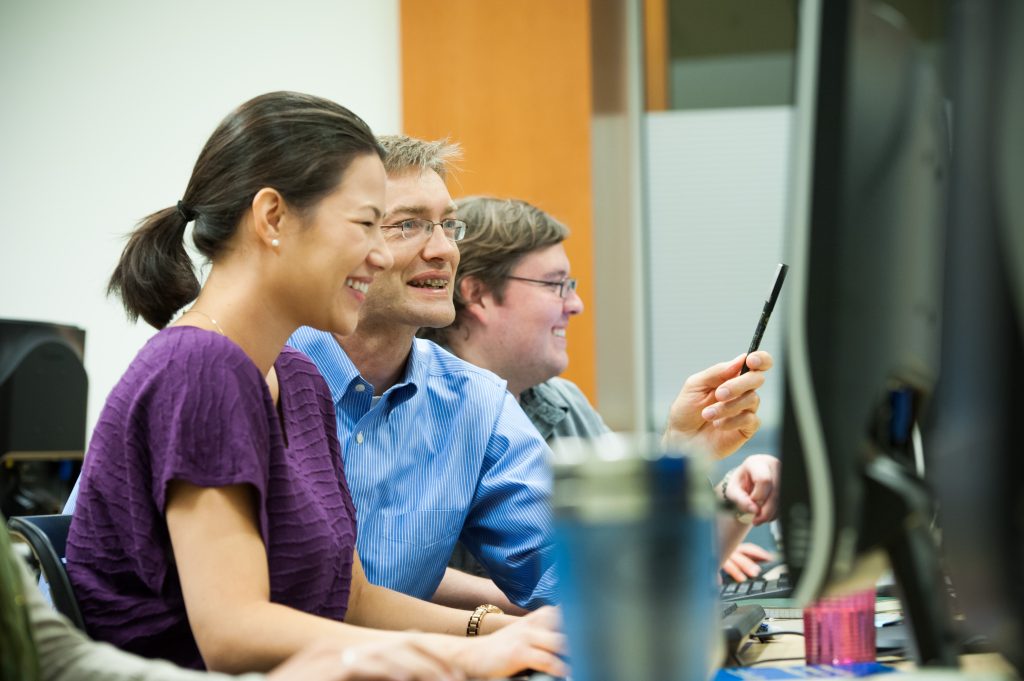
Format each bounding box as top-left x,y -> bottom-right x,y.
515,605 -> 767,680
720,574 -> 793,601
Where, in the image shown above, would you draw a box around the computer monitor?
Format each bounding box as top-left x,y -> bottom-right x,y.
927,0 -> 1024,671
0,319 -> 88,515
777,0 -> 959,666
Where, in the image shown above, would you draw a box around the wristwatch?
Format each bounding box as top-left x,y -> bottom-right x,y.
466,604 -> 504,636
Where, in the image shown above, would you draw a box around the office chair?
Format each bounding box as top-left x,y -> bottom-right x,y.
8,514 -> 86,631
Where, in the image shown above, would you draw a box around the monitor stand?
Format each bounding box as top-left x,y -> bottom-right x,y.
862,456 -> 960,666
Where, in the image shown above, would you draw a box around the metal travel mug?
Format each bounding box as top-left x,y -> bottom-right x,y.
551,433 -> 722,681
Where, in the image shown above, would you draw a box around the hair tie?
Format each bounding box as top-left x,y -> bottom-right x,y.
176,200 -> 198,223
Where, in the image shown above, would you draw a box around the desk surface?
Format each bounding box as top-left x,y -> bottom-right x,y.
734,621 -> 1017,679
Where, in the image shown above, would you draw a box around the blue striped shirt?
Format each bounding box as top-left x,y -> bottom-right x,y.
288,327 -> 558,610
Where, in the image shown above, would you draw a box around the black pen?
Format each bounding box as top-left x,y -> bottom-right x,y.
741,263 -> 788,375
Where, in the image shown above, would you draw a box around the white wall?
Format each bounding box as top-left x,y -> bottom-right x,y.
644,107 -> 791,449
0,1 -> 400,433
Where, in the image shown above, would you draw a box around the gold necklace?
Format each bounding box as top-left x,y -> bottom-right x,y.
188,309 -> 226,336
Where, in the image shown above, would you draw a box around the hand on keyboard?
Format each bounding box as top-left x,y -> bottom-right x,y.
721,543 -> 777,582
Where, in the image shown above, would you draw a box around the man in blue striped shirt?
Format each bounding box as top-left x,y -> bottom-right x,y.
289,136 -> 553,612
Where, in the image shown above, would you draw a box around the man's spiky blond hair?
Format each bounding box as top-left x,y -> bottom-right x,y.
377,135 -> 461,179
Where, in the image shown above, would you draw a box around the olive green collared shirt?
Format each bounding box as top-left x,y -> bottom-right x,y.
519,377 -> 610,443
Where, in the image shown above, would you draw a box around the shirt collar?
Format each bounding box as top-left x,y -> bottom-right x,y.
287,326 -> 364,406
382,338 -> 429,407
288,327 -> 428,409
404,338 -> 432,386
519,380 -> 569,440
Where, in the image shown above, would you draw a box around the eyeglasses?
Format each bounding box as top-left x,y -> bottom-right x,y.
381,218 -> 467,242
506,275 -> 579,299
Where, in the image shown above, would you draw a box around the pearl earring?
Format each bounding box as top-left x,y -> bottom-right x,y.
271,239 -> 280,248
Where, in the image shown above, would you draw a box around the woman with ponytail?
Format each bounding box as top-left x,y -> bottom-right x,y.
64,92 -> 565,680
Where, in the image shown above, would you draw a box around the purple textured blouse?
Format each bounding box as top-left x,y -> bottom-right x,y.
66,327 -> 357,670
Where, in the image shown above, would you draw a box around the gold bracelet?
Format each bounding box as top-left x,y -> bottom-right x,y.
466,604 -> 503,636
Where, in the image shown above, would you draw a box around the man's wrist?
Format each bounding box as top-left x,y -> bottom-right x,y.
718,467 -> 735,502
719,468 -> 756,524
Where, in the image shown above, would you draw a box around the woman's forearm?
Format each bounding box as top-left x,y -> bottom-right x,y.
198,599 -> 420,673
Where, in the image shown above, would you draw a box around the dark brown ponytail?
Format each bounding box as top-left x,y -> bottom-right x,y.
108,207 -> 200,329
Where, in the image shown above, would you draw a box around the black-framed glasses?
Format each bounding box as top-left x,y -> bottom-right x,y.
381,218 -> 467,242
506,275 -> 578,299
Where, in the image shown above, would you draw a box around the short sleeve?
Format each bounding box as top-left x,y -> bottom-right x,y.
462,390 -> 558,609
137,334 -> 274,536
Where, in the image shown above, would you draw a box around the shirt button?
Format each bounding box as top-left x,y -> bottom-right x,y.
356,432 -> 364,445
354,383 -> 366,393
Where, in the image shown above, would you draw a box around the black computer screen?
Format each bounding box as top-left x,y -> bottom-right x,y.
777,0 -> 957,666
0,319 -> 87,515
927,0 -> 1024,671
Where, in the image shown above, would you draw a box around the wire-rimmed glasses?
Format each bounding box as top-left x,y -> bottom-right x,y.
505,275 -> 578,299
381,218 -> 467,242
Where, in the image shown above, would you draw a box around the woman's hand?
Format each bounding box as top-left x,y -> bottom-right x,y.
449,606 -> 569,679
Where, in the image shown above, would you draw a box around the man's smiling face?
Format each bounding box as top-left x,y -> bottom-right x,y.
355,168 -> 460,332
478,242 -> 583,391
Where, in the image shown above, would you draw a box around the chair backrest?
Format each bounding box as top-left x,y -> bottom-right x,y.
8,514 -> 85,631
